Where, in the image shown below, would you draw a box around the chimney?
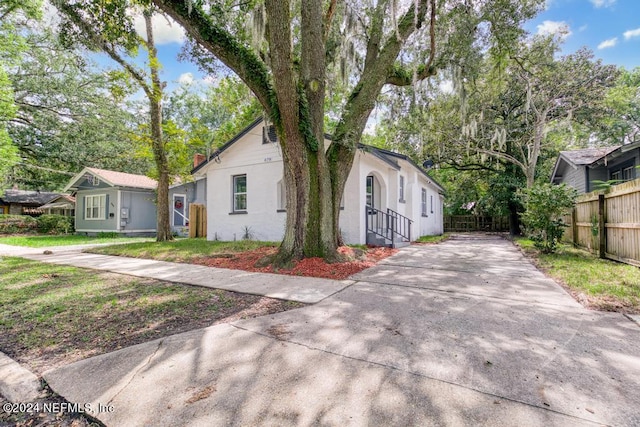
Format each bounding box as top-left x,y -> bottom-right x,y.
193,153 -> 207,168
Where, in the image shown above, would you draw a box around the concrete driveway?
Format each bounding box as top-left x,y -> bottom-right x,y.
44,235 -> 640,426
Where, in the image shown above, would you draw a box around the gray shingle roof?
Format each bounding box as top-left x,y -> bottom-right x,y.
0,190 -> 60,205
560,146 -> 621,165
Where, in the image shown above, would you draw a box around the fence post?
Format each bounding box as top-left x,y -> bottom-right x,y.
598,194 -> 606,259
571,207 -> 578,246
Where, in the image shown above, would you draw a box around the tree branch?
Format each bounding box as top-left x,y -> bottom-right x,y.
323,0 -> 338,43
332,0 -> 429,149
364,0 -> 387,71
477,148 -> 526,172
152,0 -> 273,117
52,1 -> 153,99
385,0 -> 437,86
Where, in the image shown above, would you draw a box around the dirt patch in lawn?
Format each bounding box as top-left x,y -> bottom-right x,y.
192,245 -> 397,280
0,265 -> 305,376
0,258 -> 305,427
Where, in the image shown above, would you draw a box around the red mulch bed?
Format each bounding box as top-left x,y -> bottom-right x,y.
192,245 -> 397,280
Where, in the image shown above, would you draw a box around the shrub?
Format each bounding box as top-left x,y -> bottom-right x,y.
519,183 -> 577,253
36,214 -> 74,234
0,214 -> 38,234
97,231 -> 118,238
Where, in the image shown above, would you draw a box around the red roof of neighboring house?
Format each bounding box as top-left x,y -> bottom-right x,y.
85,167 -> 157,189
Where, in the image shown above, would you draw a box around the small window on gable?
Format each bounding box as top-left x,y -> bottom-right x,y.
92,175 -> 100,186
233,175 -> 247,212
263,125 -> 278,144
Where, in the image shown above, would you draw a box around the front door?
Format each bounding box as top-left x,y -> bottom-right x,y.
173,194 -> 186,227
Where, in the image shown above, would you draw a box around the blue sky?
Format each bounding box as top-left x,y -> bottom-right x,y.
525,0 -> 640,70
81,0 -> 640,93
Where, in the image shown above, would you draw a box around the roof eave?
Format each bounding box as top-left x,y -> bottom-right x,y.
191,116 -> 265,175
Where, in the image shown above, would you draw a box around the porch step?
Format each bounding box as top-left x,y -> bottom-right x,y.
393,240 -> 410,248
366,232 -> 410,248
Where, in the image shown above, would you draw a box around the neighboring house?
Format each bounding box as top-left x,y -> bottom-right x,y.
191,117 -> 444,247
551,142 -> 639,193
39,194 -> 76,217
63,167 -> 158,236
0,189 -> 60,216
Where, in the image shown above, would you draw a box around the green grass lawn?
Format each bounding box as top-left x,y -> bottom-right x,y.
415,233 -> 450,244
86,238 -> 278,262
0,234 -> 151,247
514,238 -> 640,313
0,256 -> 301,374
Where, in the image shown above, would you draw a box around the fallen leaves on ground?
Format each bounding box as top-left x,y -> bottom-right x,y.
193,245 -> 397,280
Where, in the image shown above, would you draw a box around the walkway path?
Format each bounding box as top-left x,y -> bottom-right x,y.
0,244 -> 352,304
7,236 -> 640,425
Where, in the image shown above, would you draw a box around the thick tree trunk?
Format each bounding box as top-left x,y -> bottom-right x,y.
154,0 -> 432,261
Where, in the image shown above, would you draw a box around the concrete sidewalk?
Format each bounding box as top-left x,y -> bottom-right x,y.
1,245 -> 352,304
41,235 -> 640,426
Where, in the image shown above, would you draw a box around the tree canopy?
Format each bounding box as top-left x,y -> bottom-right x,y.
5,29 -> 149,190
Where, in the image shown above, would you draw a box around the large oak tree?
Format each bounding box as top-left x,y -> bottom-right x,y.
152,0 -> 541,262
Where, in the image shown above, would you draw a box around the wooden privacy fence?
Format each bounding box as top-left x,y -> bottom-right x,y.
188,203 -> 207,238
563,178 -> 640,267
444,215 -> 510,232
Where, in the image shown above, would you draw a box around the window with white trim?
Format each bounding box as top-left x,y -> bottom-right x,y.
85,194 -> 106,220
421,188 -> 427,216
233,175 -> 247,212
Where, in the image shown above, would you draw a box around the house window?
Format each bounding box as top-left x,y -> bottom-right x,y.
623,166 -> 635,181
85,194 -> 106,220
609,159 -> 636,183
399,175 -> 405,202
263,125 -> 278,144
233,175 -> 247,212
421,188 -> 427,216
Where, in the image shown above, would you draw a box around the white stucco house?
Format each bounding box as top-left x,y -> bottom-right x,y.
192,117 -> 444,247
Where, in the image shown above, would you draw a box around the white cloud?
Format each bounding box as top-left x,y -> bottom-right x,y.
536,20 -> 572,39
133,13 -> 185,45
178,73 -> 194,85
597,37 -> 618,49
623,28 -> 640,40
578,24 -> 588,32
590,0 -> 616,8
203,75 -> 219,85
